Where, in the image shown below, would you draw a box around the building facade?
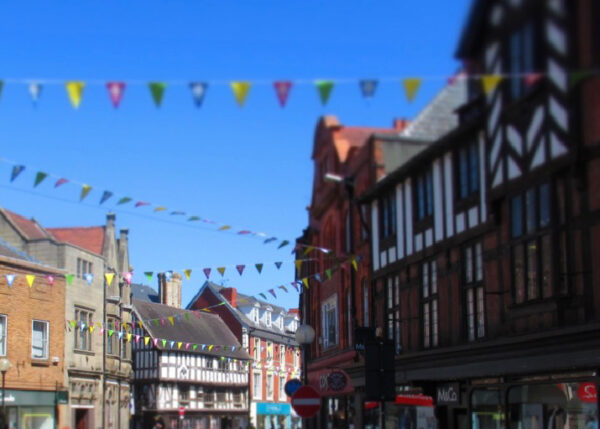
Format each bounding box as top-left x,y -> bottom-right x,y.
0,242 -> 67,429
360,1 -> 600,428
187,282 -> 301,429
0,210 -> 133,429
132,299 -> 251,429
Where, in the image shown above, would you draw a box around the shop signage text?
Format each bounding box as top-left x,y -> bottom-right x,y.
436,383 -> 460,405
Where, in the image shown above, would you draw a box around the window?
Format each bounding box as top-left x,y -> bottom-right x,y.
253,372 -> 262,399
362,279 -> 369,327
457,142 -> 479,200
253,309 -> 259,323
380,191 -> 397,238
415,169 -> 434,221
508,21 -> 538,100
0,315 -> 6,356
386,276 -> 402,353
254,338 -> 260,361
76,258 -> 93,279
511,183 -> 553,303
74,308 -> 92,351
422,261 -> 438,348
266,341 -> 273,360
32,320 -> 49,359
464,242 -> 485,341
266,373 -> 274,399
280,345 -> 285,366
321,294 -> 338,349
279,375 -> 286,400
106,318 -> 118,355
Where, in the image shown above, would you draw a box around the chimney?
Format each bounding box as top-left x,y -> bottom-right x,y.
158,272 -> 182,308
393,118 -> 410,132
103,213 -> 118,270
221,287 -> 237,308
118,228 -> 130,274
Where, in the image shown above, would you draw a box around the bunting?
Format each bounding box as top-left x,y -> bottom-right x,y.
46,275 -> 54,286
105,273 -> 115,286
65,81 -> 85,108
29,82 -> 42,105
315,80 -> 334,105
273,81 -> 293,107
80,184 -> 92,201
184,269 -> 192,280
230,82 -> 251,107
481,75 -> 503,95
255,263 -> 263,274
217,267 -> 226,277
54,178 -> 68,187
106,82 -> 126,108
236,265 -> 245,276
10,165 -> 25,182
402,78 -> 422,102
149,82 -> 166,107
203,268 -> 211,279
99,191 -> 113,205
144,272 -> 153,282
359,79 -> 378,98
190,82 -> 208,107
34,172 -> 48,187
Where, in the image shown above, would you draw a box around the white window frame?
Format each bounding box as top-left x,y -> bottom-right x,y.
0,315 -> 6,356
254,338 -> 260,361
32,320 -> 49,359
266,311 -> 272,327
253,372 -> 262,400
280,345 -> 285,366
279,375 -> 286,400
321,294 -> 338,349
266,373 -> 274,400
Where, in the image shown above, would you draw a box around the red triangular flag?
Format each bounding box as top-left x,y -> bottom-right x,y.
55,178 -> 68,188
106,82 -> 126,108
236,265 -> 245,276
268,289 -> 277,298
524,73 -> 544,87
273,81 -> 293,107
203,268 -> 211,279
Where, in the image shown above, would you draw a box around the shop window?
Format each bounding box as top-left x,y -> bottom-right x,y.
507,382 -> 598,429
472,388 -> 504,429
321,294 -> 338,349
464,242 -> 485,341
0,315 -> 6,356
32,320 -> 49,359
386,276 -> 402,353
74,308 -> 93,352
456,142 -> 480,200
511,183 -> 553,303
422,261 -> 438,348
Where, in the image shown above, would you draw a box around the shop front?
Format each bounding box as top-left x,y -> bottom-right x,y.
256,402 -> 293,429
363,393 -> 437,429
0,389 -> 59,429
307,365 -> 356,429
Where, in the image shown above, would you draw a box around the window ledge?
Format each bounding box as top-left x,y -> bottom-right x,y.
74,349 -> 95,356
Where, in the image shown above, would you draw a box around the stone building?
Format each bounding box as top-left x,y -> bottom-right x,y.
0,209 -> 133,429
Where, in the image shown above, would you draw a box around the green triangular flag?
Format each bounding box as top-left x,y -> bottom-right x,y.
569,70 -> 593,88
153,319 -> 159,327
192,344 -> 198,350
65,274 -> 74,286
278,240 -> 290,249
149,82 -> 166,107
161,339 -> 167,347
255,263 -> 263,274
108,329 -> 114,337
184,312 -> 190,321
34,172 -> 48,187
325,269 -> 332,280
144,271 -> 153,282
315,80 -> 334,105
259,293 -> 267,300
117,197 -> 132,205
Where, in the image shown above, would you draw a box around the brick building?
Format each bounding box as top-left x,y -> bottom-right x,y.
0,240 -> 67,429
358,1 -> 600,428
187,282 -> 301,429
0,210 -> 133,429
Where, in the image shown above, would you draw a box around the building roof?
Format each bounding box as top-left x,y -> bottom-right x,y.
0,238 -> 42,263
46,226 -> 105,255
131,283 -> 159,303
2,209 -> 51,240
133,299 -> 251,360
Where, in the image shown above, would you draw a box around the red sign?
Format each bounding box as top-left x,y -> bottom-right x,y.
179,406 -> 185,416
292,386 -> 321,418
577,383 -> 597,403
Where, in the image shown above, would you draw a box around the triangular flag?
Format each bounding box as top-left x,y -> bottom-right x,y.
89,325 -> 95,333
255,263 -> 263,274
278,285 -> 288,293
10,165 -> 25,182
144,272 -> 153,282
145,337 -> 150,345
106,82 -> 126,108
314,273 -> 322,283
189,82 -> 208,107
217,267 -> 226,276
153,338 -> 159,347
34,172 -> 48,187
269,289 -> 277,298
46,275 -> 55,286
208,345 -> 214,351
80,184 -> 92,201
154,206 -> 167,212
402,78 -> 422,102
149,82 -> 166,107
99,191 -> 113,205
135,335 -> 140,343
291,282 -> 299,292
184,269 -> 192,280
124,272 -> 133,285
192,344 -> 198,350
259,293 -> 267,300
162,339 -> 167,347
117,197 -> 132,205
569,70 -> 593,87
236,265 -> 245,276
118,331 -> 123,340
315,80 -> 334,105
218,225 -> 231,231
5,274 -> 15,287
230,82 -> 251,107
359,79 -> 378,98
351,256 -> 358,271
188,216 -> 200,222
303,246 -> 314,256
325,268 -> 332,280
168,316 -> 174,326
264,237 -> 277,244
127,333 -> 132,342
481,75 -> 503,95
65,81 -> 85,108
171,211 -> 185,216
237,230 -> 251,235
84,273 -> 93,285
108,329 -> 114,337
65,274 -> 74,286
177,342 -> 182,349
524,73 -> 544,87
273,81 -> 293,107
275,262 -> 282,270
104,273 -> 115,286
203,268 -> 211,279
295,260 -> 302,272
29,82 -> 42,105
278,240 -> 290,249
135,201 -> 150,208
184,312 -> 190,321
55,178 -> 68,187
302,278 -> 309,288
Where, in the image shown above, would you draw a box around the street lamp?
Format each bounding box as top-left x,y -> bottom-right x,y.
0,357 -> 12,427
295,324 -> 315,386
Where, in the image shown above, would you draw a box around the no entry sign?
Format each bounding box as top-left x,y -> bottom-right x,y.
291,385 -> 321,418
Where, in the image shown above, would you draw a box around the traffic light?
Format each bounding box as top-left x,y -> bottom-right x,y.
365,339 -> 395,401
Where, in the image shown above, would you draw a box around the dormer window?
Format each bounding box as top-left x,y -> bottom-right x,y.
266,311 -> 272,327
253,308 -> 259,323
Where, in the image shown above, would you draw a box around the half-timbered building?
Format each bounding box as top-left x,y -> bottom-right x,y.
361,1 -> 600,428
132,299 -> 251,429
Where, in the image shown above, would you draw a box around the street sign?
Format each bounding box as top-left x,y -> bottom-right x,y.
291,386 -> 321,418
284,378 -> 302,397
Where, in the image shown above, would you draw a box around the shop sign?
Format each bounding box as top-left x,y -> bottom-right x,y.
577,383 -> 597,403
326,371 -> 347,391
436,383 -> 460,405
257,402 -> 291,415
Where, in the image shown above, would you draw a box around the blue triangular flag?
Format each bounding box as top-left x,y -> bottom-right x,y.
275,262 -> 282,270
315,273 -> 322,283
99,191 -> 113,205
5,274 -> 15,286
189,82 -> 208,107
170,341 -> 175,349
84,273 -> 93,285
10,165 -> 25,182
359,79 -> 378,98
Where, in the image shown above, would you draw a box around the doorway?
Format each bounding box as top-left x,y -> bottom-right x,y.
75,409 -> 90,429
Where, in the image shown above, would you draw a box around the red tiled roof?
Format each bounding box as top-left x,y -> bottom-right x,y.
334,126 -> 396,162
47,226 -> 105,255
3,209 -> 49,240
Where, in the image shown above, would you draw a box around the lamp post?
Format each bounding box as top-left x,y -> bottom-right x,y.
294,324 -> 315,386
0,357 -> 12,427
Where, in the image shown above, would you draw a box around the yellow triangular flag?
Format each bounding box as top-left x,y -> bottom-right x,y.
230,82 -> 251,107
184,269 -> 192,280
402,78 -> 422,102
208,344 -> 214,351
177,342 -> 182,349
26,275 -> 35,288
65,81 -> 86,109
302,278 -> 309,289
144,337 -> 150,345
104,273 -> 115,286
295,260 -> 303,272
80,184 -> 92,201
168,316 -> 175,325
481,75 -> 504,95
218,225 -> 231,231
89,325 -> 95,333
351,256 -> 358,271
127,333 -> 132,342
217,267 -> 226,276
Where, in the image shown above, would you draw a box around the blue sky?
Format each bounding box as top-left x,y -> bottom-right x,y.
0,0 -> 471,310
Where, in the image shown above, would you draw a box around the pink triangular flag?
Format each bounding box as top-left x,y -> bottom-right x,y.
46,275 -> 55,286
203,268 -> 211,279
269,289 -> 277,298
236,265 -> 245,275
124,272 -> 133,285
106,82 -> 126,108
524,73 -> 544,87
55,178 -> 68,188
273,81 -> 293,107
